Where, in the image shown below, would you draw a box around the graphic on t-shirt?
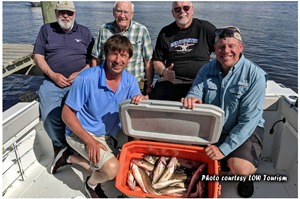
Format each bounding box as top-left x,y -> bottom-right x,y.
170,38 -> 198,53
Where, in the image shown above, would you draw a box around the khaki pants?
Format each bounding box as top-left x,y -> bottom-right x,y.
66,132 -> 117,171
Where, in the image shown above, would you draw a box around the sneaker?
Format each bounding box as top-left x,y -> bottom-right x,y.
53,144 -> 64,158
50,146 -> 71,174
237,180 -> 254,198
85,176 -> 108,198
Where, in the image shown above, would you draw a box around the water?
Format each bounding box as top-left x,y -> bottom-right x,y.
2,1 -> 298,95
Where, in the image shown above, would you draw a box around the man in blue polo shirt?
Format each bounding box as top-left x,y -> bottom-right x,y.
53,35 -> 148,198
33,1 -> 94,161
182,26 -> 268,198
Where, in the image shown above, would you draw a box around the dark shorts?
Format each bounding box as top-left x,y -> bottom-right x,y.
150,77 -> 193,101
220,126 -> 264,172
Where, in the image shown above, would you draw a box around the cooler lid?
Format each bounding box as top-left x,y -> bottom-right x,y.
119,99 -> 224,145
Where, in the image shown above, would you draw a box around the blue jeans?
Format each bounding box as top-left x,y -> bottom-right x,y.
38,78 -> 70,148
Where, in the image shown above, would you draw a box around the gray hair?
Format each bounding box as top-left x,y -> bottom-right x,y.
114,1 -> 134,12
172,1 -> 193,9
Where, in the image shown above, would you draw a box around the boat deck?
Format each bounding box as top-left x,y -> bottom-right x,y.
3,150 -> 296,198
2,43 -> 35,77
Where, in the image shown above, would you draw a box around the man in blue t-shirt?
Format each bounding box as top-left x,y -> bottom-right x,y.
182,26 -> 268,198
52,34 -> 148,198
33,1 -> 94,159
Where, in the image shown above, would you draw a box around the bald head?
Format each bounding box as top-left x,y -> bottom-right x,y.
114,1 -> 134,12
172,1 -> 193,9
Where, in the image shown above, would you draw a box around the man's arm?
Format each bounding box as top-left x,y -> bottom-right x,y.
34,54 -> 70,88
61,104 -> 107,165
153,60 -> 175,81
91,57 -> 102,67
144,59 -> 153,95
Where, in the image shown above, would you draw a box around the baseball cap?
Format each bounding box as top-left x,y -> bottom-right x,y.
215,26 -> 242,42
56,1 -> 75,12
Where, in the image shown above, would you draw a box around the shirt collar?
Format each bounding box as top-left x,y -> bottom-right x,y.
232,53 -> 245,72
111,20 -> 133,33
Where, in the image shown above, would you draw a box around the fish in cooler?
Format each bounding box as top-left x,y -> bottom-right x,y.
152,179 -> 183,190
152,156 -> 167,184
159,186 -> 187,197
130,163 -> 147,193
142,154 -> 159,165
131,158 -> 155,171
126,154 -> 208,198
158,156 -> 177,183
131,163 -> 161,195
127,165 -> 136,191
187,163 -> 207,197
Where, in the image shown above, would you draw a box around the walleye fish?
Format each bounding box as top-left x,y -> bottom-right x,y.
137,166 -> 161,195
159,186 -> 187,197
188,180 -> 207,198
131,158 -> 155,171
188,181 -> 200,198
127,169 -> 136,191
171,172 -> 188,181
177,158 -> 201,170
152,179 -> 183,190
152,156 -> 167,184
169,182 -> 186,188
158,156 -> 177,183
131,163 -> 147,193
142,154 -> 159,165
187,163 -> 207,196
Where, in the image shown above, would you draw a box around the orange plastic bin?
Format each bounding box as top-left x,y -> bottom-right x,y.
116,140 -> 221,198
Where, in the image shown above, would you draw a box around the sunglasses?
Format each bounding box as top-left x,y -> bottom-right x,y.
58,10 -> 74,16
215,27 -> 239,36
173,6 -> 191,13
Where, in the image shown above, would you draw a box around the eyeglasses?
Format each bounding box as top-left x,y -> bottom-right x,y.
215,27 -> 239,36
173,6 -> 191,13
58,10 -> 74,16
115,9 -> 132,17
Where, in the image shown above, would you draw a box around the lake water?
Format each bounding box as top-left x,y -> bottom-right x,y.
2,1 -> 298,108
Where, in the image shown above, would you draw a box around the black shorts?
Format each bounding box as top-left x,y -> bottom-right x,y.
150,77 -> 193,101
220,126 -> 264,172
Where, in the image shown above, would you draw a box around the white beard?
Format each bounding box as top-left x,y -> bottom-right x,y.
178,13 -> 189,25
57,16 -> 75,31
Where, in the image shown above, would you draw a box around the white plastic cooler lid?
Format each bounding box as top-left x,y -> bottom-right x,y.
119,99 -> 224,145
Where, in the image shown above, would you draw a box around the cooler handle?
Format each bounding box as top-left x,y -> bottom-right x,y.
218,160 -> 221,171
218,184 -> 222,197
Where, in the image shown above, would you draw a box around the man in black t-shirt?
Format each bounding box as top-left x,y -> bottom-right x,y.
151,1 -> 216,101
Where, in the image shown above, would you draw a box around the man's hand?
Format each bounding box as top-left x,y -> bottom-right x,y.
205,144 -> 225,160
131,95 -> 149,105
67,71 -> 80,84
51,73 -> 71,88
162,63 -> 175,81
145,84 -> 153,96
181,97 -> 202,109
86,139 -> 108,165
